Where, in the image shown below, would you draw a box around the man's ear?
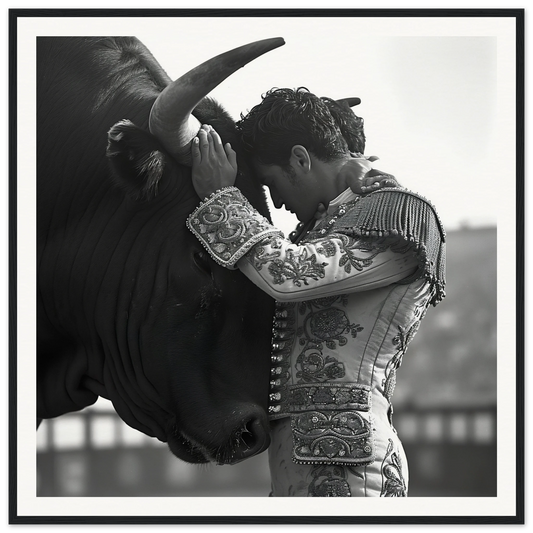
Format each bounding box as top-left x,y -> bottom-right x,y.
289,145 -> 312,174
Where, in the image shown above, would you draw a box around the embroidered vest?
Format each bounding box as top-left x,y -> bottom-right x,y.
268,189 -> 445,466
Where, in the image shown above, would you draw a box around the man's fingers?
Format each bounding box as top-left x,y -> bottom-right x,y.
225,143 -> 237,170
191,136 -> 201,166
360,171 -> 399,193
197,128 -> 210,156
361,183 -> 381,193
314,203 -> 327,220
362,175 -> 382,186
206,128 -> 214,151
209,127 -> 237,172
209,126 -> 226,156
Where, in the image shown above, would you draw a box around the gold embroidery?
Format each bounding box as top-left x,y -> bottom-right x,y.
187,187 -> 281,267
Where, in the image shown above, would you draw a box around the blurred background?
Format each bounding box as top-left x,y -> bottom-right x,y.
36,224 -> 497,497
34,17 -> 503,497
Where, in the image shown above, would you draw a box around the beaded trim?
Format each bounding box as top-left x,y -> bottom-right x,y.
186,186 -> 282,268
288,383 -> 371,413
332,188 -> 446,306
268,302 -> 295,419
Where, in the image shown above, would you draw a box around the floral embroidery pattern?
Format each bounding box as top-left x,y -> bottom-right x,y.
187,187 -> 281,267
306,463 -> 367,496
308,465 -> 352,497
382,361 -> 399,403
298,306 -> 364,350
248,235 -> 283,271
337,236 -> 378,274
315,239 -> 336,258
267,248 -> 328,287
308,308 -> 364,347
266,258 -> 370,469
383,298 -> 429,402
314,232 -> 386,274
292,409 -> 374,465
380,439 -> 407,497
295,349 -> 345,383
291,296 -> 365,385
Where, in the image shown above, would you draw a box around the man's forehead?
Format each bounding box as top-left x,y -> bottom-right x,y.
252,162 -> 277,185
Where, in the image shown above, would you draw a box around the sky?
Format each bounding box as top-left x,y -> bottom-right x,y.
130,17 -> 510,235
12,14 -> 513,237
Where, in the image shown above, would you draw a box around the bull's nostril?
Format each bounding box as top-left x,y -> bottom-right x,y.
240,421 -> 257,449
229,418 -> 270,464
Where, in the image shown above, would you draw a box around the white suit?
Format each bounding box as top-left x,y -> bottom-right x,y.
188,184 -> 445,497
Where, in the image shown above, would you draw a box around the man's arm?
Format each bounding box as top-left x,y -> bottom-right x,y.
187,125 -> 419,301
237,230 -> 418,302
187,185 -> 418,302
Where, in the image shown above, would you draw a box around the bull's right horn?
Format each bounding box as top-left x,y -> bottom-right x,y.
149,37 -> 285,165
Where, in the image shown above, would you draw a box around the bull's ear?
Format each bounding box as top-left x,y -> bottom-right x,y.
106,119 -> 167,201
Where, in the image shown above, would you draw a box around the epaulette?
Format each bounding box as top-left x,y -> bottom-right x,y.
335,188 -> 446,306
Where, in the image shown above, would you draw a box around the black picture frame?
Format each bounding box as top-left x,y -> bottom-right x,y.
2,2 -> 531,531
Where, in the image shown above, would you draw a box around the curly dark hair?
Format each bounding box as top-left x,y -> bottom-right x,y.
236,87 -> 365,169
320,97 -> 366,155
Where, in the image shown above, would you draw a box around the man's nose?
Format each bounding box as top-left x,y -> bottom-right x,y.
270,190 -> 284,209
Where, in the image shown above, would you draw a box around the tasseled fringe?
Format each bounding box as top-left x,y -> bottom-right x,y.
337,189 -> 446,306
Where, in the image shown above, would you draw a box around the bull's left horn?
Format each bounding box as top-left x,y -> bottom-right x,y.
149,37 -> 285,165
336,97 -> 361,108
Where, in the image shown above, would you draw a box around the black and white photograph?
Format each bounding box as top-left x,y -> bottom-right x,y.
7,6 -> 524,525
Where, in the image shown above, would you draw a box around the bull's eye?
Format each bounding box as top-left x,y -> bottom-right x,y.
193,250 -> 211,275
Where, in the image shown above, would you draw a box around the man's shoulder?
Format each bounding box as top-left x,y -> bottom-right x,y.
350,186 -> 440,212
338,187 -> 446,241
336,187 -> 446,307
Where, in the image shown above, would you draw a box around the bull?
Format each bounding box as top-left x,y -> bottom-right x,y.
37,37 -> 283,465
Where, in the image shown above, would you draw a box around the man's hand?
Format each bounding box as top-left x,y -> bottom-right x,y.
339,153 -> 402,195
356,169 -> 402,193
312,154 -> 402,220
191,124 -> 238,199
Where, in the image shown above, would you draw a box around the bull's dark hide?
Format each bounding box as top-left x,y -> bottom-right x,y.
37,37 -> 277,464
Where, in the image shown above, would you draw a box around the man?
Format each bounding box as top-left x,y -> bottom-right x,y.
187,88 -> 446,497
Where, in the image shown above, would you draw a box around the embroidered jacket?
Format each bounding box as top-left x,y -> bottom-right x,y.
187,186 -> 446,468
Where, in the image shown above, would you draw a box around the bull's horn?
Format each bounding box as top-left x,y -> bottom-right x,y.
336,97 -> 361,107
149,37 -> 285,165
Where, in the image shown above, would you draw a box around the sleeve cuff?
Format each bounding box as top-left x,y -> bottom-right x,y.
186,186 -> 282,268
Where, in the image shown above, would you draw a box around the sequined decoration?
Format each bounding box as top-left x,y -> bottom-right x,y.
187,187 -> 282,267
291,411 -> 374,465
383,298 -> 429,403
331,189 -> 446,306
294,300 -> 364,382
290,382 -> 374,466
268,302 -> 296,417
308,465 -> 352,497
267,248 -> 329,287
380,439 -> 407,497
